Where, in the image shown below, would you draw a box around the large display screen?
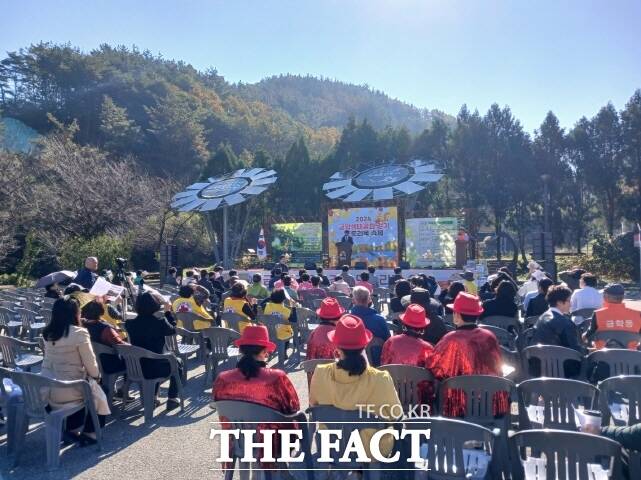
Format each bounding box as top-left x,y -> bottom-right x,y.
405,217 -> 458,268
328,207 -> 398,267
270,223 -> 322,266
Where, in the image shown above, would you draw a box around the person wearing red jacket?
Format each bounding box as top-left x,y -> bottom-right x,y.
381,303 -> 434,367
426,292 -> 507,418
306,297 -> 345,360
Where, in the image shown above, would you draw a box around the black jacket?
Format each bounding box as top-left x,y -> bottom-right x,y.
480,297 -> 518,319
532,309 -> 582,352
75,268 -> 97,290
125,311 -> 177,355
526,293 -> 548,318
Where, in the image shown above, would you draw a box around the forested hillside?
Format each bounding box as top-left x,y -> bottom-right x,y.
237,74 -> 453,133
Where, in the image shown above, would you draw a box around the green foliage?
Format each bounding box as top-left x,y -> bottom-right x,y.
580,233 -> 640,282
58,234 -> 132,272
99,95 -> 141,154
15,232 -> 59,279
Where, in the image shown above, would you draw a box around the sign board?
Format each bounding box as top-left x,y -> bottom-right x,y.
270,223 -> 322,266
405,217 -> 458,268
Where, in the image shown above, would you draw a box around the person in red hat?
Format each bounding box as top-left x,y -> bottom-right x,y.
426,292 -> 507,418
306,297 -> 345,360
381,303 -> 434,367
213,324 -> 300,468
310,315 -> 402,459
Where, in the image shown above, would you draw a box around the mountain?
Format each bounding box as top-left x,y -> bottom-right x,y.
237,74 -> 454,134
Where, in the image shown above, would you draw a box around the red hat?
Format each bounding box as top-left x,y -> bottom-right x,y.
447,291 -> 484,316
234,325 -> 276,353
316,297 -> 345,320
327,314 -> 373,350
400,303 -> 430,329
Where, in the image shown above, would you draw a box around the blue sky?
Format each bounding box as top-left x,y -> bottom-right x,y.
2,0 -> 640,133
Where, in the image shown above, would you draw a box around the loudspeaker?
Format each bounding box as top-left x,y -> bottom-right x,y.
399,261 -> 411,269
354,261 -> 367,270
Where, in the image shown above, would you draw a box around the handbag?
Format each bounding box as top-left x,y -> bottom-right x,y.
88,377 -> 111,416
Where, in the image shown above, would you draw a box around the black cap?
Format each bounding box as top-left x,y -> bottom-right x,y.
603,283 -> 625,297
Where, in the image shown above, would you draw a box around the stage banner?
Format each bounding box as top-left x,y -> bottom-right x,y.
405,217 -> 458,268
328,207 -> 398,267
270,223 -> 322,266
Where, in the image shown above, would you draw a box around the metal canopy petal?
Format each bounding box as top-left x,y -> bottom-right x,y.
198,198 -> 223,211
323,179 -> 352,191
172,191 -> 195,200
171,196 -> 196,209
224,193 -> 245,206
330,172 -> 345,180
232,169 -> 247,177
178,198 -> 207,212
186,182 -> 211,191
240,168 -> 265,178
241,186 -> 268,195
394,181 -> 424,195
344,188 -> 372,202
414,165 -> 437,173
410,173 -> 444,183
326,185 -> 357,199
252,177 -> 277,186
373,187 -> 394,201
252,169 -> 277,180
207,176 -> 224,183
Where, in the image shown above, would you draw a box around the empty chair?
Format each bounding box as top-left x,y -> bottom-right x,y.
517,377 -> 598,430
480,324 -> 517,350
294,306 -> 317,349
164,327 -> 201,382
300,292 -> 325,310
510,429 -> 621,479
522,344 -> 584,379
598,375 -> 641,426
0,306 -> 19,334
335,295 -> 352,311
378,364 -> 435,414
589,330 -> 641,350
365,336 -> 385,367
481,315 -> 520,334
523,315 -> 540,330
2,367 -> 102,470
500,345 -> 521,381
214,399 -> 312,480
570,307 -> 596,325
174,311 -> 211,331
516,327 -> 536,352
114,344 -> 184,422
405,416 -> 498,479
299,358 -> 333,392
586,348 -> 641,383
438,375 -> 515,431
200,327 -> 240,386
15,308 -> 46,341
91,341 -> 126,415
0,335 -> 43,371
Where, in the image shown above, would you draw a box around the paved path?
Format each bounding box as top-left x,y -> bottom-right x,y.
0,356 -> 310,480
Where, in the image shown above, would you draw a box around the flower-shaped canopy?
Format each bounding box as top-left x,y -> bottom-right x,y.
170,168 -> 277,212
322,159 -> 443,202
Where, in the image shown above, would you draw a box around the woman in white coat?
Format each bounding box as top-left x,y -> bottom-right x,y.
41,296 -> 108,445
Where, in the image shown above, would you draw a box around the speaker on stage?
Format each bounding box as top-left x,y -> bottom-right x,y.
354,261 -> 367,270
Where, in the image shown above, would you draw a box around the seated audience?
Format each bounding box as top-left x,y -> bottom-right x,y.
306,297 -> 344,360
297,272 -> 313,290
381,304 -> 434,367
75,256 -> 99,290
355,271 -> 374,293
388,266 -> 404,287
222,281 -> 256,332
247,273 -> 269,300
584,283 -> 641,350
439,281 -> 466,315
42,297 -> 107,444
367,265 -> 379,288
298,275 -> 327,304
127,292 -> 182,410
517,262 -> 544,297
328,275 -> 351,296
310,315 -> 402,459
340,265 -> 356,287
172,284 -> 213,330
316,267 -> 330,287
274,272 -> 299,291
460,270 -> 478,296
181,270 -> 197,286
164,266 -> 179,287
282,275 -> 299,302
558,267 -> 586,291
45,283 -> 62,299
263,288 -> 295,341
401,287 -> 447,344
530,285 -> 583,377
197,268 -> 215,295
390,279 -> 412,313
269,268 -> 282,290
480,280 -> 518,319
570,272 -> 603,313
350,286 -> 390,366
525,277 -> 554,318
81,300 -> 127,374
426,292 -> 507,417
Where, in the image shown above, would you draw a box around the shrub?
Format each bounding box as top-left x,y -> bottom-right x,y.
59,234 -> 132,272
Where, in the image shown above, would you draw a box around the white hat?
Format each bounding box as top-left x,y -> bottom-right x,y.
528,260 -> 542,270
532,270 -> 546,281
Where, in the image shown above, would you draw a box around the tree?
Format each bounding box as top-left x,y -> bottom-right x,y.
570,104 -> 624,236
99,95 -> 141,154
621,89 -> 641,221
